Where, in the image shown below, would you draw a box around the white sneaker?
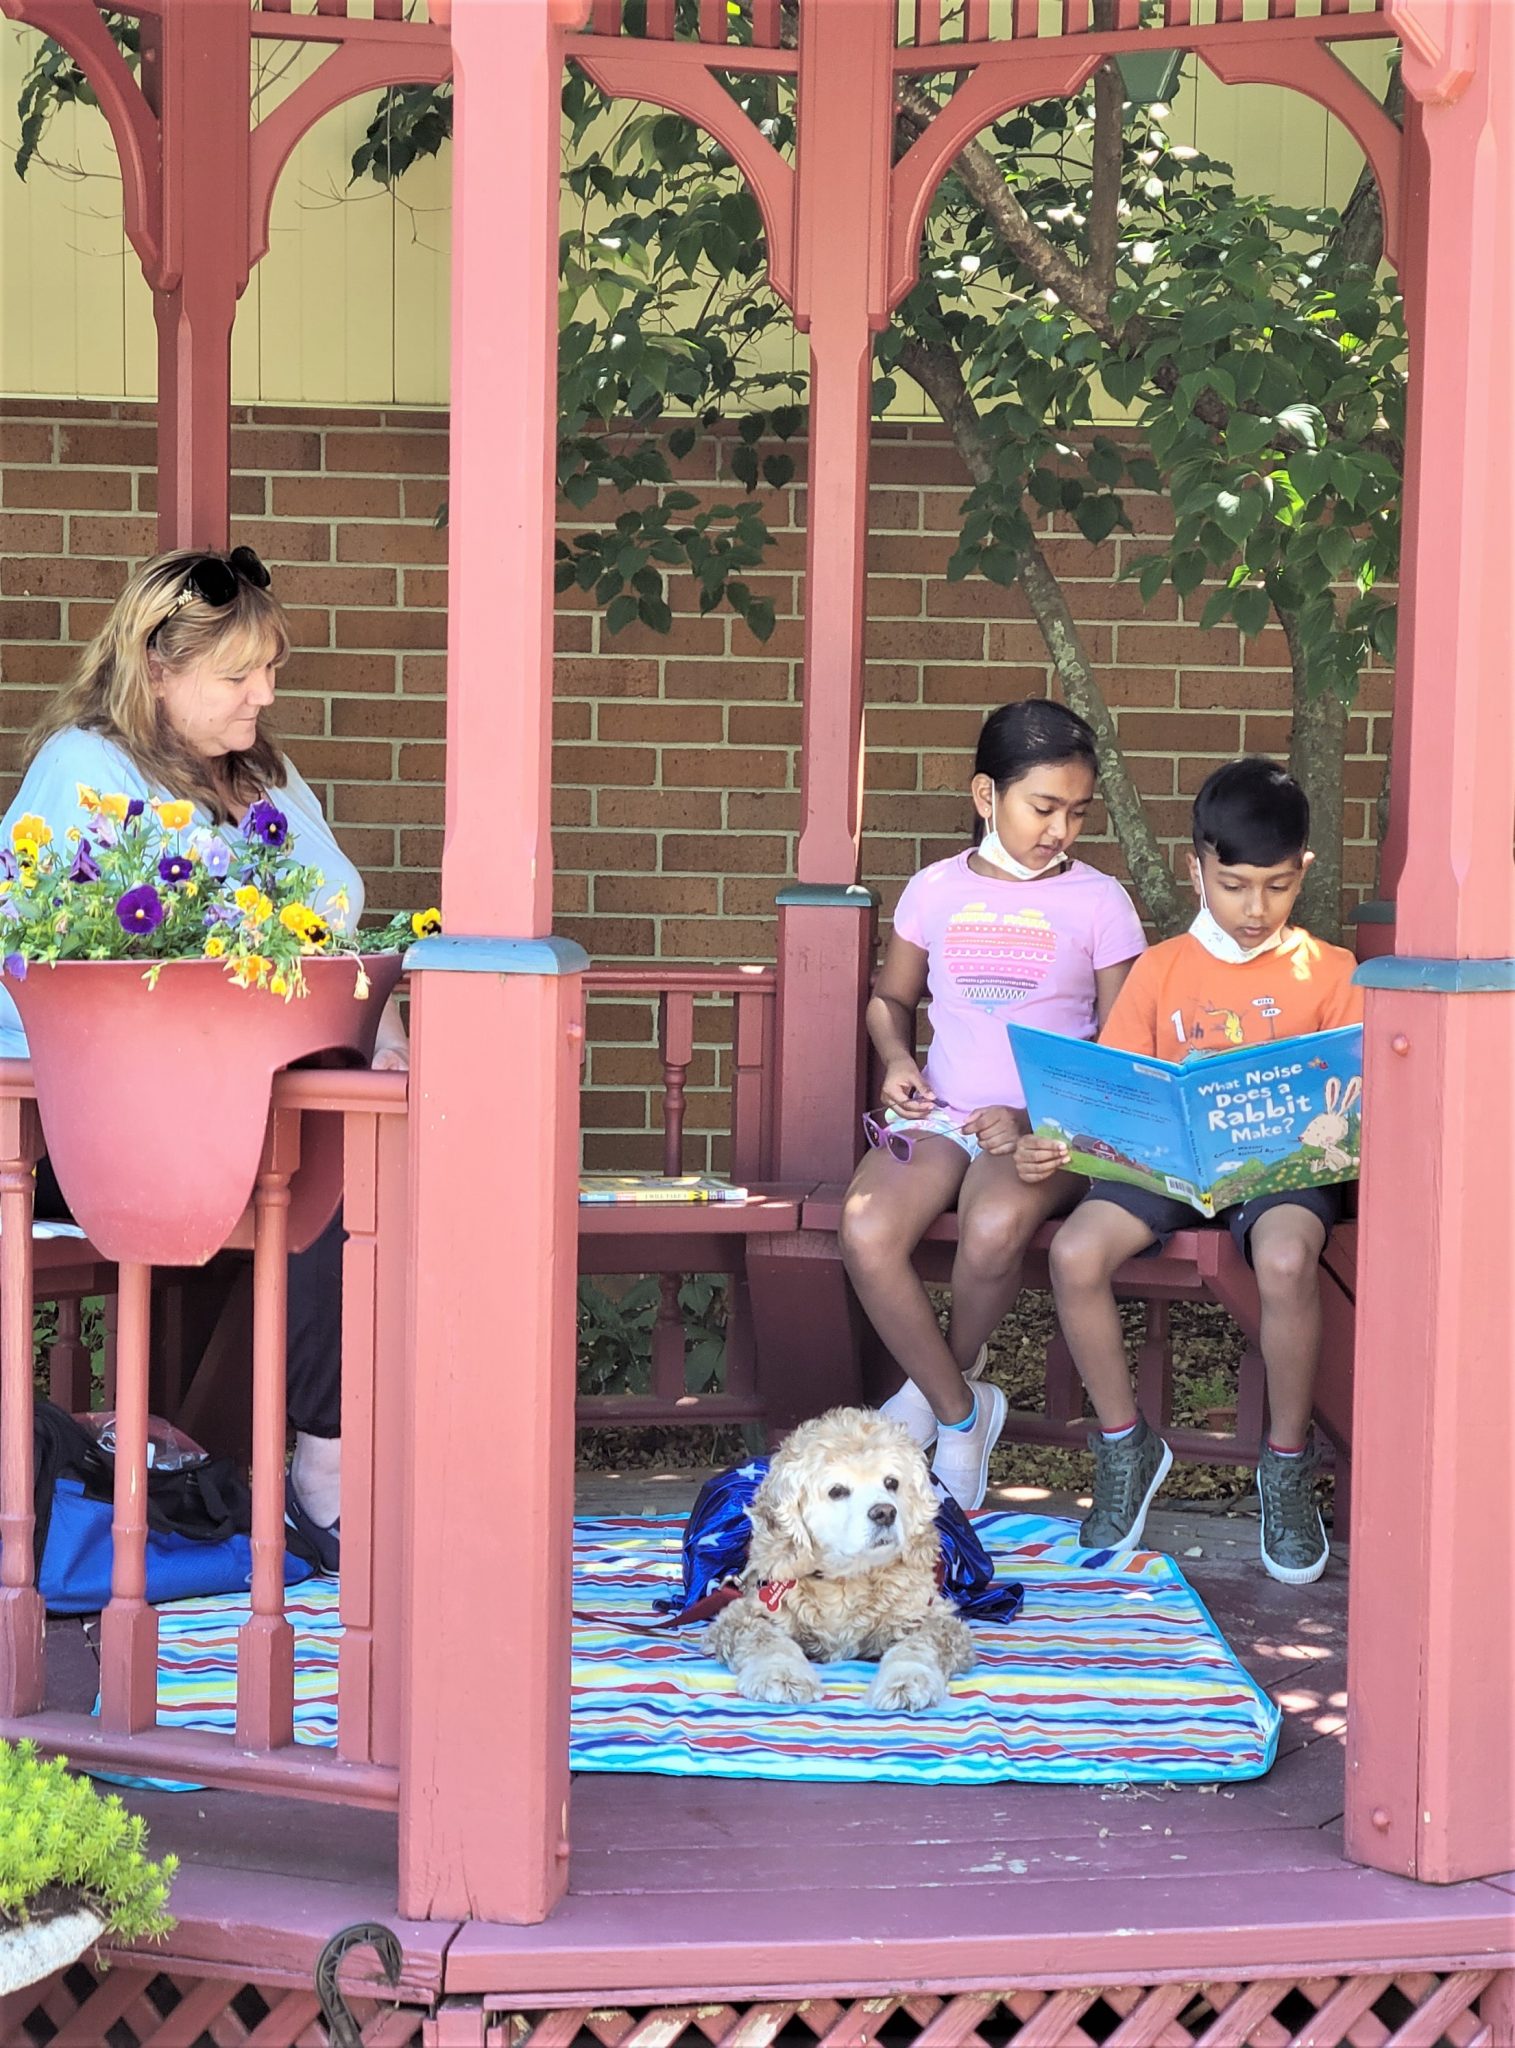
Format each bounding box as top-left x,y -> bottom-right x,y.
878,1344 -> 990,1451
930,1381 -> 1008,1513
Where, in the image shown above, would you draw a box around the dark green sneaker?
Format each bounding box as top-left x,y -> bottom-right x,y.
1256,1440 -> 1329,1585
1080,1415 -> 1173,1555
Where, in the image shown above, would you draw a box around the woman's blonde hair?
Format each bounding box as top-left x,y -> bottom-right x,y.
29,548 -> 290,822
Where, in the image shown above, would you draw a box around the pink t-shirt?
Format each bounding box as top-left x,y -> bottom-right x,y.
891,851 -> 1147,1110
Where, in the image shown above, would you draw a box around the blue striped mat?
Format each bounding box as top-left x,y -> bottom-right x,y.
130,1511 -> 1278,1788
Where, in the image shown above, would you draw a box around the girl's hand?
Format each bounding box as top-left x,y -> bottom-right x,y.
963,1104 -> 1025,1156
1014,1133 -> 1069,1184
880,1059 -> 935,1116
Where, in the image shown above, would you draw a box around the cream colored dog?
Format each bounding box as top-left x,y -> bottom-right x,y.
707,1407 -> 974,1713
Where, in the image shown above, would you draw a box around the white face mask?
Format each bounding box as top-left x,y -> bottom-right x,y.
977,828 -> 1068,882
1188,869 -> 1285,965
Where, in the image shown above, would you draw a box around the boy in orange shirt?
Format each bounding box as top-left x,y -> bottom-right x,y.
1016,758 -> 1362,1583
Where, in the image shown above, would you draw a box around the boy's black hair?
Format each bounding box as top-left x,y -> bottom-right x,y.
1192,757 -> 1310,867
974,698 -> 1098,789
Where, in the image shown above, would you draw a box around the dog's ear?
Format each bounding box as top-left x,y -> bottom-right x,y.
896,1449 -> 944,1565
748,1453 -> 816,1578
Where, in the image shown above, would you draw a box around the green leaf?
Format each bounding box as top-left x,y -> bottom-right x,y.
1171,550 -> 1207,598
1212,487 -> 1265,547
761,453 -> 795,490
562,471 -> 598,510
1232,584 -> 1271,637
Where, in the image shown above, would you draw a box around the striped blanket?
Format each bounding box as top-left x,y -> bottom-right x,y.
133,1511 -> 1278,1788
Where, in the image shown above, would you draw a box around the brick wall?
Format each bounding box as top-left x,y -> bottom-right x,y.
1,398 -> 1391,1163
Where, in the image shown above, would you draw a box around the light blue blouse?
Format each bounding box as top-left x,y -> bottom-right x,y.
0,728 -> 364,1059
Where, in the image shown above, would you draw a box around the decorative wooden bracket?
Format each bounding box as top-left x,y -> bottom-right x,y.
1386,0 -> 1481,107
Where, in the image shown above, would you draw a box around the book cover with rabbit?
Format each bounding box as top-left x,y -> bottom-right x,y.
1011,1023 -> 1364,1218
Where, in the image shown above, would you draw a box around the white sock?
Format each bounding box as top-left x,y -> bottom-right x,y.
291,1433 -> 341,1527
1102,1419 -> 1139,1443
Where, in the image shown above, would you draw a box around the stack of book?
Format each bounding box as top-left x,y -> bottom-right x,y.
578,1172 -> 749,1206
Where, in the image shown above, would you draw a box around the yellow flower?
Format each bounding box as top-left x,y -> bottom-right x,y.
98,795 -> 130,822
185,882 -> 199,898
75,785 -> 101,812
411,907 -> 442,939
231,953 -> 271,988
270,972 -> 289,997
11,815 -> 50,851
153,800 -> 194,831
234,885 -> 273,924
66,827 -> 81,843
280,903 -> 315,937
204,937 -> 226,959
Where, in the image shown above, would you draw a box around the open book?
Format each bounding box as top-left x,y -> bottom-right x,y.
578,1172 -> 749,1206
1008,1022 -> 1363,1220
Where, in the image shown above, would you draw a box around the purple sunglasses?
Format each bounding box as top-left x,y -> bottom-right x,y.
861,1098 -> 965,1163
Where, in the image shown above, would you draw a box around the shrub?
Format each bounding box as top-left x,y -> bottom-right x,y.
0,1740 -> 176,1943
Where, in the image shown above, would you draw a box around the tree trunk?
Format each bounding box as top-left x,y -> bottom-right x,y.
896,336 -> 1183,935
1018,540 -> 1184,935
1281,614 -> 1348,943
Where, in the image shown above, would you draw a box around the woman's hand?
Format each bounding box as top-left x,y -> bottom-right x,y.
880,1058 -> 934,1115
1014,1133 -> 1070,1184
963,1104 -> 1025,1157
371,994 -> 409,1073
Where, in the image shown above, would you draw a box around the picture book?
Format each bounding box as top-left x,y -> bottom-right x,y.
1008,1022 -> 1364,1219
578,1172 -> 749,1206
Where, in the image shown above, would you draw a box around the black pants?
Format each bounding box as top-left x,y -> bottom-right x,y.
35,1157 -> 342,1439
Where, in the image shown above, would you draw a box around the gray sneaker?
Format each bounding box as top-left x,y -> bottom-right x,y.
1080,1415 -> 1173,1556
1257,1440 -> 1329,1585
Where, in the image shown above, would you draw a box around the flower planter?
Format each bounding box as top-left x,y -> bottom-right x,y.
0,1906 -> 104,1998
7,953 -> 404,1267
1203,1404 -> 1239,1434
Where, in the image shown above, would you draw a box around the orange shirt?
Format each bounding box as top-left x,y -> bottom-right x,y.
1099,928 -> 1363,1062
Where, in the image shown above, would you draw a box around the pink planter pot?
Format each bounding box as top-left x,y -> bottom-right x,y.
8,953 -> 404,1266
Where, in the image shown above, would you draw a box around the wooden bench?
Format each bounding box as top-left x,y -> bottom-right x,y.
573,963 -> 1358,1504
576,967 -> 807,1431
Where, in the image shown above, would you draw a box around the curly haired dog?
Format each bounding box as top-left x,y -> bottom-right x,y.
707,1407 -> 974,1713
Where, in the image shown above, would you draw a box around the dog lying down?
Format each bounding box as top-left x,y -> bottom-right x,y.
707,1407 -> 974,1714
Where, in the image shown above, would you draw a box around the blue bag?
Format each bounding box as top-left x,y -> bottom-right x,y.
28,1401 -> 314,1615
658,1458 -> 1024,1625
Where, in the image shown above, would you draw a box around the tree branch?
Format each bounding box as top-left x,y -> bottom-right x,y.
1086,60 -> 1125,303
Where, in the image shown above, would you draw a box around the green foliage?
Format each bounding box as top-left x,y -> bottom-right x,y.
11,12 -> 138,182
0,1739 -> 176,1941
32,1296 -> 108,1394
577,1273 -> 728,1398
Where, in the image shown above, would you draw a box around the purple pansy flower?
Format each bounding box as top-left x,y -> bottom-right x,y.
158,854 -> 194,886
203,901 -> 242,927
116,884 -> 165,937
92,818 -> 118,850
242,800 -> 288,849
0,850 -> 17,883
67,841 -> 101,884
3,953 -> 27,982
125,798 -> 145,820
190,832 -> 232,878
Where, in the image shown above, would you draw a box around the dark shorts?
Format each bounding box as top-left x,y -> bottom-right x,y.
1080,1179 -> 1345,1267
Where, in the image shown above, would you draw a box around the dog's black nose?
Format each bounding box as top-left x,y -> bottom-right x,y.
868,1502 -> 897,1527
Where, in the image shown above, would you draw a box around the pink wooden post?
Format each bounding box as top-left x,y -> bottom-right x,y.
236,1110 -> 299,1753
145,0 -> 253,550
0,1097 -> 44,1718
772,0 -> 896,1192
98,1260 -> 157,1734
398,0 -> 588,1927
1348,0 -> 1515,1886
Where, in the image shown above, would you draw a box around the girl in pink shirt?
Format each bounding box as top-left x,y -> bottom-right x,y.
839,700 -> 1145,1510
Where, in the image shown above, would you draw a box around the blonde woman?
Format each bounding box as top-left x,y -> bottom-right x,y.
0,547 -> 409,1570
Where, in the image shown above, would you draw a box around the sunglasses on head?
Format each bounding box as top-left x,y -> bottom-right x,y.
159,546 -> 272,626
